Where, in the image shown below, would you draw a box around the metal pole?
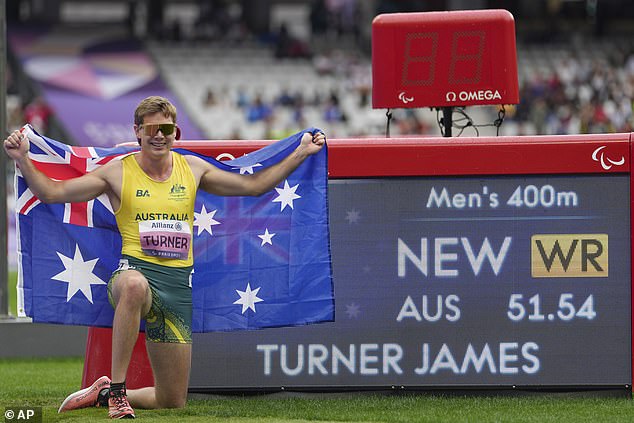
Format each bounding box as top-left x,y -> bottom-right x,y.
442,107 -> 453,137
0,0 -> 9,317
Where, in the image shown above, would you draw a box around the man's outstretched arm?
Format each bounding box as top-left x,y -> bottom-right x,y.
191,131 -> 326,197
3,129 -> 112,204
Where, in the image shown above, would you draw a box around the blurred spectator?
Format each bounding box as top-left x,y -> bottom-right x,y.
187,0 -> 251,43
506,46 -> 634,136
169,20 -> 184,42
24,96 -> 53,133
274,23 -> 311,59
310,0 -> 362,42
328,0 -> 360,41
146,0 -> 165,40
275,88 -> 296,108
310,0 -> 329,37
203,88 -> 217,108
235,87 -> 250,109
323,92 -> 346,123
246,94 -> 273,122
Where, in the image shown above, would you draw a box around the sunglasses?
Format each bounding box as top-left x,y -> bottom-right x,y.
139,123 -> 177,136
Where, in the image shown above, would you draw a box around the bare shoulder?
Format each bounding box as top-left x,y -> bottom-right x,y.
183,153 -> 206,168
183,153 -> 215,179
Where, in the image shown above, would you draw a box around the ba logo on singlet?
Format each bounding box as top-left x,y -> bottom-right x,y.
136,189 -> 150,197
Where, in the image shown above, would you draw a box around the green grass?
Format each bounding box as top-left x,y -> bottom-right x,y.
1,358 -> 634,422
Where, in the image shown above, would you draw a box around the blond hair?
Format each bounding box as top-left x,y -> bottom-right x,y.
134,96 -> 177,125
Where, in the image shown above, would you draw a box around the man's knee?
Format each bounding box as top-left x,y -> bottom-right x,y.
114,272 -> 149,305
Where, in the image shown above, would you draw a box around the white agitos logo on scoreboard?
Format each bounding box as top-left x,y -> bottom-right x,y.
591,146 -> 625,170
398,91 -> 414,104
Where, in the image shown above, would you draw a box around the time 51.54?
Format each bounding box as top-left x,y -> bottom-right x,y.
507,293 -> 596,322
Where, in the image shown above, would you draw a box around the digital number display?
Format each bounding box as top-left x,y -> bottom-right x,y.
402,30 -> 486,87
190,174 -> 631,389
372,10 -> 519,108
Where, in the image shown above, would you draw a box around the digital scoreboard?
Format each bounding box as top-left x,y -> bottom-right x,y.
82,135 -> 633,392
372,10 -> 519,108
170,134 -> 632,392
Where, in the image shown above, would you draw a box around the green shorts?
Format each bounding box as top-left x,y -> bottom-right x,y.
108,255 -> 194,344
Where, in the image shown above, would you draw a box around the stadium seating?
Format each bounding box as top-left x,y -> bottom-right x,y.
149,36 -> 634,139
148,40 -> 427,139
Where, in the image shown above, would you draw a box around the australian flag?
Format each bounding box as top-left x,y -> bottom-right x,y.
15,124 -> 334,331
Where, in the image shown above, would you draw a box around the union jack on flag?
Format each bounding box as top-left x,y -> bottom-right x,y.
15,124 -> 334,331
15,127 -> 134,226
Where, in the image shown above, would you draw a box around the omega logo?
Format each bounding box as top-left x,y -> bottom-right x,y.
445,90 -> 502,102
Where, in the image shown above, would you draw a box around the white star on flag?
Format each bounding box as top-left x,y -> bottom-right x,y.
258,228 -> 276,246
233,282 -> 264,314
345,209 -> 361,224
239,163 -> 263,175
194,204 -> 221,235
272,180 -> 301,211
51,244 -> 106,304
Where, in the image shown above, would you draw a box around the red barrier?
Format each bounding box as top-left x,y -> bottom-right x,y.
173,134 -> 632,176
81,328 -> 154,389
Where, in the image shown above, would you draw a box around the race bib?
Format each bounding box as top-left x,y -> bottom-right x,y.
138,220 -> 192,259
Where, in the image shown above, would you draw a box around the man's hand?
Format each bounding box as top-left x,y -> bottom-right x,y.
299,131 -> 326,155
3,129 -> 29,162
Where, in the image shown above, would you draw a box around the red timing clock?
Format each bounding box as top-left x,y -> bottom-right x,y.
372,9 -> 519,109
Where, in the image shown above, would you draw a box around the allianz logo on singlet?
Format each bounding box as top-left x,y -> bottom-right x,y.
150,221 -> 184,231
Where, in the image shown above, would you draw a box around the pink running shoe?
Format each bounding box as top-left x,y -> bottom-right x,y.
58,375 -> 111,413
108,389 -> 135,419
